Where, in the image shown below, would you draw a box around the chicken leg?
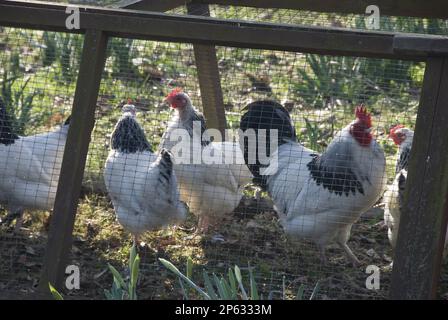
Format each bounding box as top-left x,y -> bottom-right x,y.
338,242 -> 360,267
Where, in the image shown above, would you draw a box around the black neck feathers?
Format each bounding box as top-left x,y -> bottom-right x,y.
111,115 -> 152,153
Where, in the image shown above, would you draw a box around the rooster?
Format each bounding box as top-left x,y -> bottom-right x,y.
104,104 -> 187,245
159,88 -> 252,232
0,97 -> 70,231
385,125 -> 447,256
240,101 -> 387,265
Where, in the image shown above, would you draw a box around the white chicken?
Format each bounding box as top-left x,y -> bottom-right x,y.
0,97 -> 70,231
159,88 -> 252,232
240,101 -> 387,265
385,125 -> 448,257
104,104 -> 187,245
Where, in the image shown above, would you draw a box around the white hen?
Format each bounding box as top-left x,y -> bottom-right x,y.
240,101 -> 387,265
0,98 -> 70,230
159,88 -> 252,232
104,104 -> 187,245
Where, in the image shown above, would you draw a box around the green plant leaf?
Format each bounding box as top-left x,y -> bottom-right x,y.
248,264 -> 259,300
129,244 -> 137,273
48,283 -> 64,300
159,258 -> 210,300
310,280 -> 321,300
296,284 -> 305,300
228,268 -> 237,297
234,265 -> 248,300
202,271 -> 218,300
108,264 -> 127,290
129,254 -> 140,300
186,257 -> 193,280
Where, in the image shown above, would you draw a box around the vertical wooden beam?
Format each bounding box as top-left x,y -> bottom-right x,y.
187,2 -> 227,137
38,29 -> 108,295
390,57 -> 448,299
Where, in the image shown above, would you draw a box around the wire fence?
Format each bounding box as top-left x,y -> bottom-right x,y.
0,5 -> 447,300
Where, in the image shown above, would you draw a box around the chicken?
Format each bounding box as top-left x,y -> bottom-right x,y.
240,101 -> 387,265
385,125 -> 448,257
159,88 -> 252,232
104,104 -> 187,245
0,97 -> 70,231
383,125 -> 414,249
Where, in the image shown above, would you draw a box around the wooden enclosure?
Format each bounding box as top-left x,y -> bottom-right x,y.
0,0 -> 447,299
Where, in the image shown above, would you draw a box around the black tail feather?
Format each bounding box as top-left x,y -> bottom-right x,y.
158,149 -> 174,187
239,100 -> 296,188
0,97 -> 19,145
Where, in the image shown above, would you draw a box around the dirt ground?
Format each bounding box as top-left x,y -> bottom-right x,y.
1,193 -> 447,300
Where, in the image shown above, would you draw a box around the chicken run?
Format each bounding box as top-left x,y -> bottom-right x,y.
1,1 -> 448,300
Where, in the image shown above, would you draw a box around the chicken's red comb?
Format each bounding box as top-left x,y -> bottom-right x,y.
355,105 -> 372,128
166,88 -> 183,100
127,98 -> 133,104
389,124 -> 404,137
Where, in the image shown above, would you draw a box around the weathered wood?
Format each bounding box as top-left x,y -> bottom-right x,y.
390,57 -> 448,299
38,29 -> 108,295
0,1 -> 434,61
394,35 -> 448,57
193,0 -> 448,19
187,2 -> 227,136
116,0 -> 189,12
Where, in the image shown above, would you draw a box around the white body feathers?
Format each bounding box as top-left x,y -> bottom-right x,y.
0,124 -> 69,212
266,126 -> 387,248
104,150 -> 186,235
160,108 -> 252,219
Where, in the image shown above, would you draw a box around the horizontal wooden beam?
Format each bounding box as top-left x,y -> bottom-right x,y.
394,35 -> 448,57
116,0 -> 190,12
0,1 -> 441,61
193,0 -> 448,19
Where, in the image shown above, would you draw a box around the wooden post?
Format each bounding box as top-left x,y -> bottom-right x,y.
187,2 -> 227,137
390,57 -> 448,299
38,29 -> 108,296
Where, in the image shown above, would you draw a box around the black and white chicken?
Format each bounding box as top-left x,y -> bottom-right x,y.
384,125 -> 414,249
385,125 -> 447,257
0,97 -> 70,231
104,104 -> 187,245
159,88 -> 252,232
240,101 -> 387,265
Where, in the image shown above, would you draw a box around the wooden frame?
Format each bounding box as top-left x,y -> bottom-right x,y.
116,0 -> 190,12
390,57 -> 448,299
0,0 -> 447,299
38,28 -> 108,294
192,0 -> 448,19
1,1 -> 447,60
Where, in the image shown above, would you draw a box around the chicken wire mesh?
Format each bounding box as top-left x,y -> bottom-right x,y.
0,27 -> 79,297
0,5 -> 447,300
